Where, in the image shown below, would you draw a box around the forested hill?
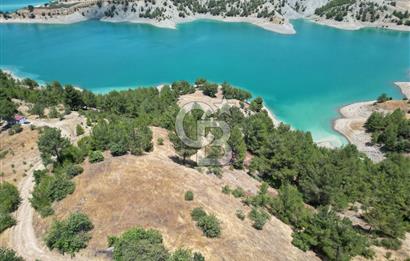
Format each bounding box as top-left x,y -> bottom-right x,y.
1,70 -> 409,260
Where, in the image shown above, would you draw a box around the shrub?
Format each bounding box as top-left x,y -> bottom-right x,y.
168,248 -> 192,261
66,164 -> 84,178
89,150 -> 104,163
0,182 -> 21,213
377,93 -> 392,103
33,169 -> 47,185
201,83 -> 218,97
76,124 -> 84,136
232,186 -> 245,198
193,252 -> 205,261
236,209 -> 245,220
109,142 -> 127,156
197,214 -> 221,238
45,212 -> 93,256
221,185 -> 231,194
0,248 -> 24,261
30,174 -> 74,217
191,207 -> 207,221
8,124 -> 23,136
168,249 -> 204,261
380,238 -> 401,250
249,208 -> 270,230
48,174 -> 75,201
0,150 -> 8,159
185,191 -> 194,201
157,137 -> 164,145
110,227 -> 169,261
48,106 -> 59,118
0,212 -> 16,233
30,102 -> 45,117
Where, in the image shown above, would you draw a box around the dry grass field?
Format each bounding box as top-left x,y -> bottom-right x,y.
34,127 -> 319,261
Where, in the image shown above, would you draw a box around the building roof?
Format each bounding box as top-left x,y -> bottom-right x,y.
15,115 -> 26,121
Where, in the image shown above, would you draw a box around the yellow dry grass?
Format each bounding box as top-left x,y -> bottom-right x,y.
0,126 -> 40,185
35,127 -> 319,261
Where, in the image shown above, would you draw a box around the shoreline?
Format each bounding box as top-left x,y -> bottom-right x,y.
3,13 -> 410,34
394,82 -> 410,99
0,13 -> 296,34
308,16 -> 410,32
333,100 -> 385,162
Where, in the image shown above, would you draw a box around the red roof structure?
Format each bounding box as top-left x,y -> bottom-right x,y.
15,115 -> 25,121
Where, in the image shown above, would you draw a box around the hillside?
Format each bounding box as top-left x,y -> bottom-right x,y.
1,0 -> 409,33
33,127 -> 320,260
1,72 -> 409,261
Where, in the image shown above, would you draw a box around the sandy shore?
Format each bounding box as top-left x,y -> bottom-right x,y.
103,14 -> 296,34
309,16 -> 410,32
395,82 -> 410,99
333,101 -> 385,162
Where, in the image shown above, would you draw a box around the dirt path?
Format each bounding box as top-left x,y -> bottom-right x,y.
8,115 -> 96,261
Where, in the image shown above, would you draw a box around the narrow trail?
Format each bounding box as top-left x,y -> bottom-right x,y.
9,116 -> 97,261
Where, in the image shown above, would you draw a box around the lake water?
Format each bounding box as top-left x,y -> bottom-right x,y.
1,19 -> 409,146
0,0 -> 50,12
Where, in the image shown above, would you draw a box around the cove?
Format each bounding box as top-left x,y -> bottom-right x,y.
1,19 -> 409,146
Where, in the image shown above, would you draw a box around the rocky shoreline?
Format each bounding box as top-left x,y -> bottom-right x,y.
333,101 -> 385,162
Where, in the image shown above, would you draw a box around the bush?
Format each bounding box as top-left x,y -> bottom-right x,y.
89,150 -> 104,163
221,185 -> 231,194
168,248 -> 193,261
157,137 -> 164,145
191,207 -> 207,221
380,238 -> 401,250
110,227 -> 169,261
249,208 -> 270,230
196,214 -> 221,238
193,252 -> 205,261
109,142 -> 127,156
0,248 -> 24,261
168,249 -> 204,261
236,209 -> 245,220
48,174 -> 75,201
232,186 -> 245,198
185,191 -> 194,201
8,124 -> 23,136
0,182 -> 21,213
33,170 -> 47,185
66,164 -> 84,178
45,212 -> 93,256
76,124 -> 84,136
48,106 -> 59,118
0,212 -> 16,233
201,83 -> 218,97
30,174 -> 74,217
377,93 -> 392,103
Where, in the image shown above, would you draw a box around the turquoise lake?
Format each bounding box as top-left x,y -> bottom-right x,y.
0,0 -> 50,12
1,19 -> 409,145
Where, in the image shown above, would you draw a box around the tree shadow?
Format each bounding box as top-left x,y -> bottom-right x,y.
169,155 -> 197,168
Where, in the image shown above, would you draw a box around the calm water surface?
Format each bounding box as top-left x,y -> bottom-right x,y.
1,19 -> 409,145
0,0 -> 50,12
